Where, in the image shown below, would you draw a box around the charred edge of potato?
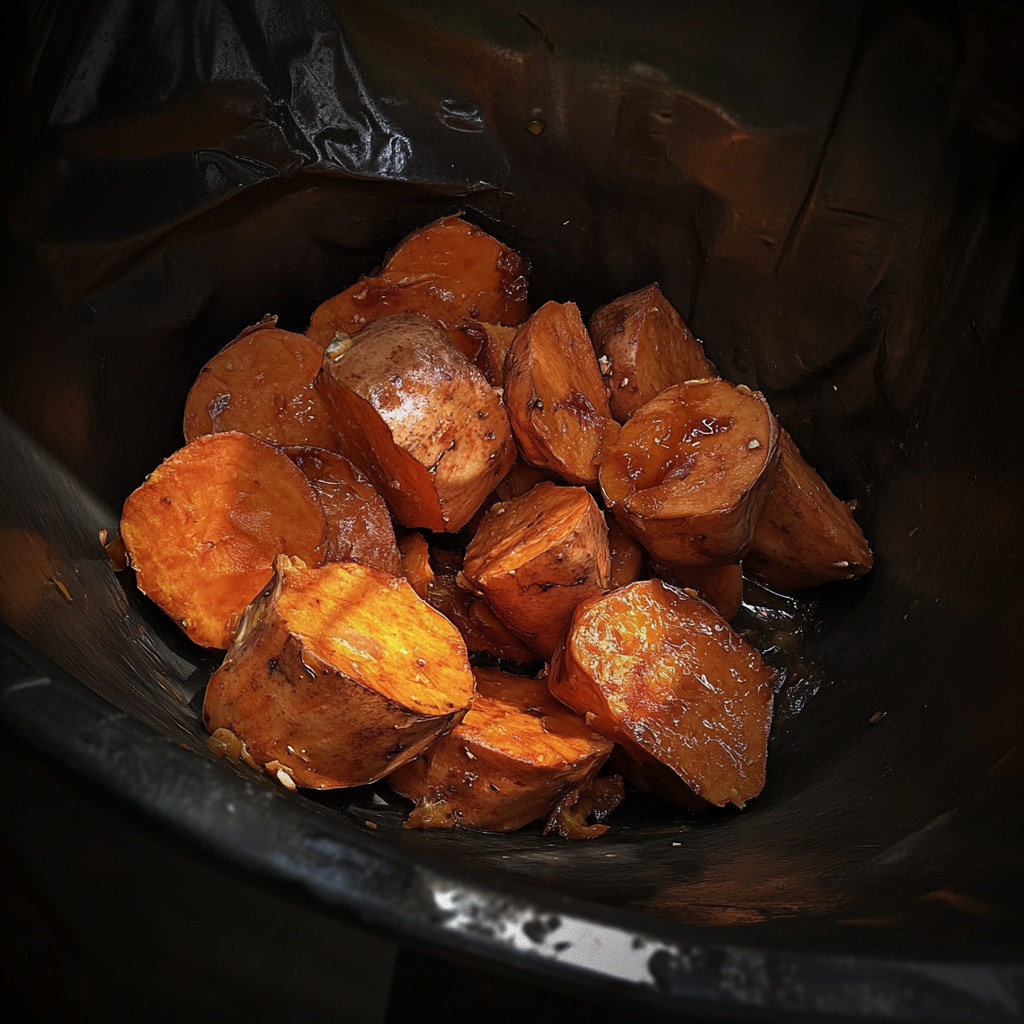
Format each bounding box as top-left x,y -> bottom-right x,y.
544,774 -> 625,839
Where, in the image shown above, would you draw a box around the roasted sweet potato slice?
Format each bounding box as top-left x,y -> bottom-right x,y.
283,446 -> 400,575
306,215 -> 529,347
121,432 -> 328,648
461,481 -> 611,659
318,314 -> 515,532
606,514 -> 644,587
388,667 -> 614,833
744,430 -> 873,590
548,579 -> 776,810
667,563 -> 744,621
184,317 -> 337,450
600,379 -> 779,570
504,301 -> 616,487
589,284 -> 717,422
203,557 -> 475,789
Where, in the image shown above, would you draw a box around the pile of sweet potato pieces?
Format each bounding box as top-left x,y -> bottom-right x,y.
120,215 -> 872,836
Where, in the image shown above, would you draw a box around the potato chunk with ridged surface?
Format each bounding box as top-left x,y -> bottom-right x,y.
203,557 -> 475,789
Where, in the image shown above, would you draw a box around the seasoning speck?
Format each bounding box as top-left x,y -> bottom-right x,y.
869,710 -> 887,725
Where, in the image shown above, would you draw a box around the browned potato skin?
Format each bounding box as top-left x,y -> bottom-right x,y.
600,379 -> 780,569
504,301 -> 616,487
590,284 -> 717,422
658,562 -> 743,621
606,513 -> 645,588
121,432 -> 328,649
745,430 -> 873,590
203,557 -> 475,789
305,215 -> 529,347
388,667 -> 613,832
184,317 -> 338,450
283,446 -> 400,575
461,481 -> 612,659
548,580 -> 776,809
317,315 -> 516,532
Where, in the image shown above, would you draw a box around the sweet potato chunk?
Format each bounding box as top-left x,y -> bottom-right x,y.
461,482 -> 611,659
183,317 -> 337,450
459,321 -> 519,387
606,514 -> 644,588
318,314 -> 515,532
590,284 -> 717,422
744,430 -> 873,590
548,580 -> 776,810
283,446 -> 400,575
667,563 -> 743,621
600,379 -> 779,570
504,301 -> 616,487
203,557 -> 475,789
494,458 -> 552,501
388,667 -> 614,833
306,215 -> 529,347
120,432 -> 328,648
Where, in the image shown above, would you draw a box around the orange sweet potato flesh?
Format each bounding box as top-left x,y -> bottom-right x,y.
203,557 -> 475,789
317,314 -> 516,532
606,513 -> 644,588
183,317 -> 337,450
495,458 -> 552,501
460,321 -> 519,387
600,379 -> 779,569
462,481 -> 611,659
548,579 -> 776,810
283,446 -> 400,575
745,430 -> 873,590
668,563 -> 744,621
590,284 -> 717,422
388,667 -> 614,832
120,432 -> 328,648
504,301 -> 617,487
305,215 -> 529,347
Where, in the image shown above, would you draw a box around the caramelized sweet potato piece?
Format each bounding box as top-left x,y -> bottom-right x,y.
545,774 -> 625,839
318,315 -> 515,532
600,379 -> 779,569
203,557 -> 475,789
658,563 -> 743,621
744,430 -> 873,590
548,580 -> 776,810
590,284 -> 716,422
306,215 -> 529,347
121,432 -> 328,648
398,531 -> 434,598
459,321 -> 519,387
283,446 -> 400,575
462,482 -> 612,659
389,667 -> 614,833
606,514 -> 644,588
184,317 -> 337,450
504,301 -> 616,487
495,458 -> 552,501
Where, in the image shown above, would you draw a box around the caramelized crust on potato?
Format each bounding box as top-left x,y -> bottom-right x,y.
462,482 -> 611,659
203,557 -> 475,789
121,433 -> 328,648
744,430 -> 873,590
548,580 -> 776,809
504,302 -> 616,487
606,514 -> 645,588
388,667 -> 614,832
590,284 -> 717,422
600,379 -> 779,569
184,317 -> 337,450
283,446 -> 400,574
318,315 -> 515,532
659,562 -> 743,621
306,215 -> 529,347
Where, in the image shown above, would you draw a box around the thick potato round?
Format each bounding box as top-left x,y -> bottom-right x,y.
121,432 -> 328,649
317,314 -> 515,532
203,557 -> 475,789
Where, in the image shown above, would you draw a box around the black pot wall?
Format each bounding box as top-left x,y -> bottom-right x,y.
1,1 -> 1021,1018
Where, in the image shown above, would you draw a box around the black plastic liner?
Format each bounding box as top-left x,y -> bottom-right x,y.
1,2 -> 1021,1019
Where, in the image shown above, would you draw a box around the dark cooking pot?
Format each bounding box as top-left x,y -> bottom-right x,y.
1,1 -> 1021,1019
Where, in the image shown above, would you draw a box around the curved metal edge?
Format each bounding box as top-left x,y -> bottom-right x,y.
0,623 -> 1020,1023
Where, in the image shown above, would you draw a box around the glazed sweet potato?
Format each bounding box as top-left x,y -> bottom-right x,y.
388,667 -> 615,833
548,579 -> 777,810
600,379 -> 780,569
744,430 -> 873,590
317,314 -> 515,532
183,317 -> 337,450
283,446 -> 400,575
203,557 -> 475,789
461,481 -> 612,659
590,284 -> 717,422
306,215 -> 529,347
606,514 -> 644,588
494,458 -> 552,501
666,562 -> 744,621
460,321 -> 519,387
120,432 -> 328,648
504,301 -> 616,487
